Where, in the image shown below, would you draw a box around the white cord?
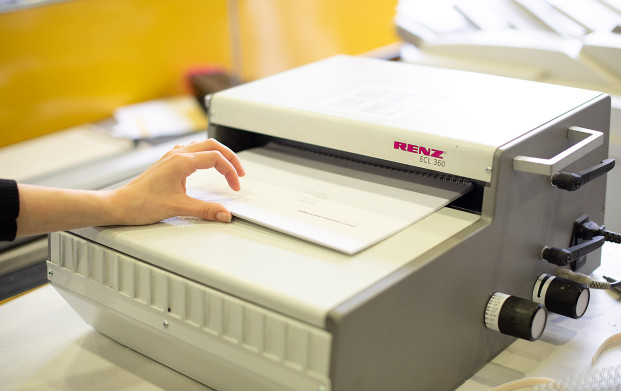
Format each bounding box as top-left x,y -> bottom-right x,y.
555,268 -> 612,289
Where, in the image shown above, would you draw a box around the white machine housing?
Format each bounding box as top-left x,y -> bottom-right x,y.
47,56 -> 611,390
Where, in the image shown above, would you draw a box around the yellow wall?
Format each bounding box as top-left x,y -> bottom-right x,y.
0,0 -> 398,147
235,0 -> 400,80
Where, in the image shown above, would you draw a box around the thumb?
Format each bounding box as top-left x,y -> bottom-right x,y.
180,197 -> 233,223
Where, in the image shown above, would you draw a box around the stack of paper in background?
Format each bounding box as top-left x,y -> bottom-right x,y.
111,96 -> 208,141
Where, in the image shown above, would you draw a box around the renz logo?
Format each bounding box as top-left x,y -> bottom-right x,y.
394,141 -> 445,159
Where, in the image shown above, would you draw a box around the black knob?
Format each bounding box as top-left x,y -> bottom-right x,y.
485,292 -> 547,341
532,274 -> 590,319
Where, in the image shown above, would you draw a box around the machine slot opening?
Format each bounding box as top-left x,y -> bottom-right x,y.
210,125 -> 484,215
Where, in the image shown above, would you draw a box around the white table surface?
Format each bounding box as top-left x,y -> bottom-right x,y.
2,244 -> 621,391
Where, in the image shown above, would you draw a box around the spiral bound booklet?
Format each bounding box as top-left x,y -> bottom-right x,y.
186,143 -> 472,255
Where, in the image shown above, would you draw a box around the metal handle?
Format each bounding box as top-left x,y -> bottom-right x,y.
541,235 -> 605,266
551,158 -> 615,191
513,126 -> 603,175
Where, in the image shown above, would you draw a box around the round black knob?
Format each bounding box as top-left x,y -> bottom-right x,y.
532,274 -> 590,319
485,292 -> 547,341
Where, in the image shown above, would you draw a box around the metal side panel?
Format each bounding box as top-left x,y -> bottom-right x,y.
327,219 -> 494,391
48,232 -> 332,391
325,95 -> 611,391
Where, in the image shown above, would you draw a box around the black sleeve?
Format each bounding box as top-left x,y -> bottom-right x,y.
0,179 -> 20,242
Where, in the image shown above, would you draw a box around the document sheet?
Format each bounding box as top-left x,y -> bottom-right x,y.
186,143 -> 472,254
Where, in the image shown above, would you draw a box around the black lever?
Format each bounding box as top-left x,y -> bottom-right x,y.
542,236 -> 605,266
551,158 -> 615,191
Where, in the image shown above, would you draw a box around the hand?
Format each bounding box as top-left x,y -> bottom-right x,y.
111,138 -> 246,225
16,138 -> 245,238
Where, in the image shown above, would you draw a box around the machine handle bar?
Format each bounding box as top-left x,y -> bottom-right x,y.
513,126 -> 603,175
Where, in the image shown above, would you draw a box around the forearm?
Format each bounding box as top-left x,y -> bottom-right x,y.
16,184 -> 120,237
12,139 -> 244,238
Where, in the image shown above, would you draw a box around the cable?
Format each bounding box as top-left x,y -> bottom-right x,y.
603,276 -> 621,289
592,332 -> 621,365
606,278 -> 621,288
565,218 -> 621,289
555,268 -> 614,290
577,220 -> 621,244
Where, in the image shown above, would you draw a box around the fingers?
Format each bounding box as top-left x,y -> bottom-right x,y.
181,151 -> 240,191
162,139 -> 244,221
177,139 -> 245,177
